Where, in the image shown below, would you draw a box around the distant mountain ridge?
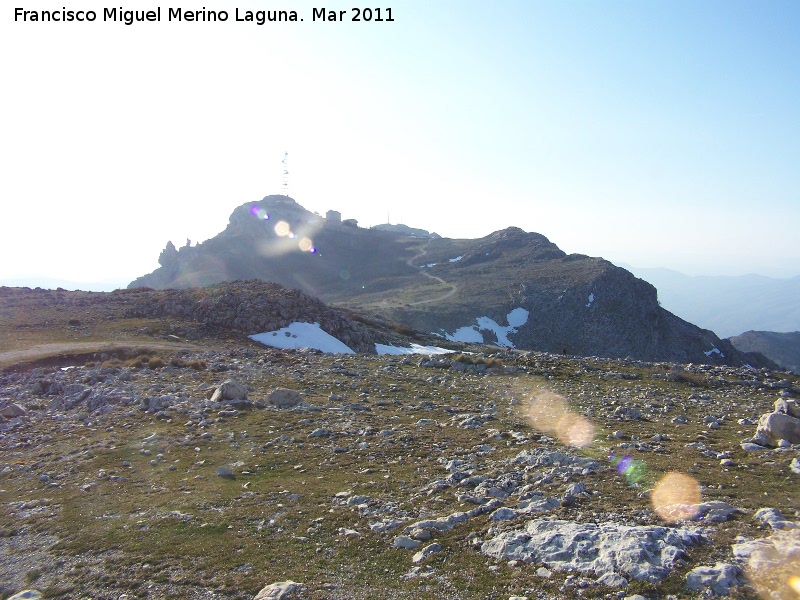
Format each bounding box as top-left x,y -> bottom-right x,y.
129,195 -> 775,368
729,331 -> 800,373
624,266 -> 800,338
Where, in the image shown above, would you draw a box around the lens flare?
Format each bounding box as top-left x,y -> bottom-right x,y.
250,206 -> 269,220
527,391 -> 567,431
556,413 -> 595,448
526,390 -> 595,448
789,576 -> 800,595
651,472 -> 700,522
610,453 -> 647,485
299,238 -> 314,252
744,529 -> 800,600
275,221 -> 291,237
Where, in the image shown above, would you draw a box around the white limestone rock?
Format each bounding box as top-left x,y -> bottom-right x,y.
412,543 -> 442,563
481,518 -> 705,582
757,411 -> 800,446
210,380 -> 250,405
685,563 -> 743,595
253,581 -> 305,599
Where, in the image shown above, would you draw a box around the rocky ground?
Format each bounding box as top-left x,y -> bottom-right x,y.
1,287 -> 799,600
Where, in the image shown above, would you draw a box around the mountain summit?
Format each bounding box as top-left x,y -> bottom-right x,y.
130,196 -> 772,367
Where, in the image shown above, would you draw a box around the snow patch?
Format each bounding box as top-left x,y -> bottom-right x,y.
250,322 -> 355,354
704,347 -> 725,358
439,307 -> 530,348
448,256 -> 463,263
375,344 -> 454,356
586,292 -> 595,308
506,307 -> 529,327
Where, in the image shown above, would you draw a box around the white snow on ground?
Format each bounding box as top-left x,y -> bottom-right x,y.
250,322 -> 455,356
506,307 -> 529,327
250,322 -> 355,354
586,293 -> 595,308
424,263 -> 436,268
704,346 -> 725,358
375,343 -> 454,356
449,256 -> 463,263
442,326 -> 485,343
439,307 -> 530,348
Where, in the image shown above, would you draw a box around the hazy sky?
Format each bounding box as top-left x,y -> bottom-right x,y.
2,0 -> 799,289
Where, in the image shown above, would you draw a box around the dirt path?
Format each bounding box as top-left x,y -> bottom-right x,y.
0,340 -> 199,370
406,239 -> 458,306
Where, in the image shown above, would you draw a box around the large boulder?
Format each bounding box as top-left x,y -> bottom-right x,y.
253,581 -> 304,599
774,398 -> 800,419
210,380 -> 250,407
267,388 -> 302,409
756,412 -> 800,446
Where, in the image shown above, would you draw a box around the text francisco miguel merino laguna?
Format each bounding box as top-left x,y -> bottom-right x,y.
13,6 -> 396,24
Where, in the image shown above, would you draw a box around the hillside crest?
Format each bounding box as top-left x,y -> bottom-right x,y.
129,196 -> 773,368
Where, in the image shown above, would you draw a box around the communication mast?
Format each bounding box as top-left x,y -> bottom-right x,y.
281,151 -> 289,197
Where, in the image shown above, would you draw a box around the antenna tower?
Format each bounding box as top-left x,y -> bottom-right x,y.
281,151 -> 289,197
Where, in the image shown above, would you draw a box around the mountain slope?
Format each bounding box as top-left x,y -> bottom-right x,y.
729,331 -> 800,373
130,196 -> 774,367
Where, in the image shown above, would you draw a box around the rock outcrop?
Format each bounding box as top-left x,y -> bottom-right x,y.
122,279 -> 377,353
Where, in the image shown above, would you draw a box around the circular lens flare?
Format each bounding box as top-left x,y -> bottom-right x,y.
275,221 -> 291,237
526,391 -> 595,448
789,576 -> 800,595
299,238 -> 314,252
651,472 -> 700,522
556,413 -> 595,448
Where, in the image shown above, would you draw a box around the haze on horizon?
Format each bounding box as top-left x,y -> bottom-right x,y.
1,0 -> 799,289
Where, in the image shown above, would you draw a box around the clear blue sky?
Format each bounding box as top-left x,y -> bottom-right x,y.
1,0 -> 798,288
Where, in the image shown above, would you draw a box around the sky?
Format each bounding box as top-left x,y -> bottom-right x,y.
2,0 -> 799,290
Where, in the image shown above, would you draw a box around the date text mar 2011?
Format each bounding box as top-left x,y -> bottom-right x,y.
312,8 -> 394,22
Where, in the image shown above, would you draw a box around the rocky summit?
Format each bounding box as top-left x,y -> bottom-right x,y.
0,285 -> 799,599
129,195 -> 773,368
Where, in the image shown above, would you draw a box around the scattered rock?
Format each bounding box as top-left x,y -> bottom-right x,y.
412,543 -> 442,563
210,380 -> 250,406
753,508 -> 797,530
253,580 -> 305,599
8,592 -> 42,600
694,501 -> 740,523
216,466 -> 235,479
393,536 -> 421,550
268,388 -> 302,409
596,572 -> 628,588
685,563 -> 743,595
0,403 -> 27,418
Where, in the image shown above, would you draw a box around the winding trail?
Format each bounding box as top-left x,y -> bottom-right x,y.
406,239 -> 458,306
